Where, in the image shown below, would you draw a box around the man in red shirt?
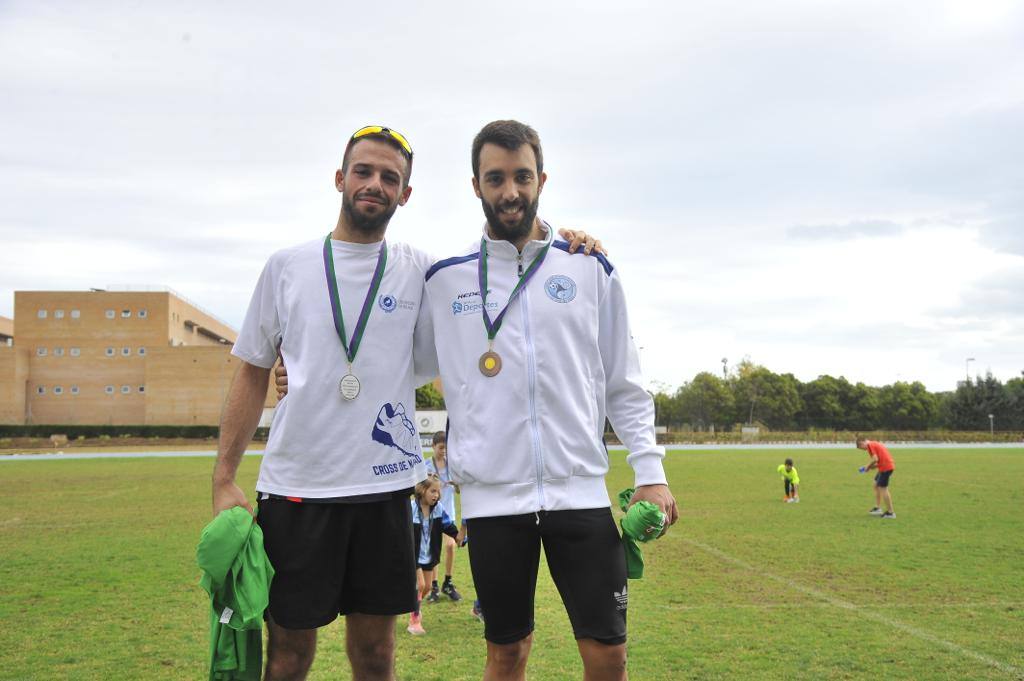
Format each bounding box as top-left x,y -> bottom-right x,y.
856,438 -> 896,518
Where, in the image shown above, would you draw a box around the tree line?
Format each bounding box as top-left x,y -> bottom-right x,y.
650,359 -> 1024,432
416,360 -> 1024,432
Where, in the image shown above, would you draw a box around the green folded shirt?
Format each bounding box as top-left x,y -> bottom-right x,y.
197,507 -> 275,681
617,488 -> 667,579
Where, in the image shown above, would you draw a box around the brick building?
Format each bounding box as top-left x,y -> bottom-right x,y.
0,288 -> 275,425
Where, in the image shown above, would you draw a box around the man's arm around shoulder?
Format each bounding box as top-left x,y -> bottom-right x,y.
212,360 -> 271,517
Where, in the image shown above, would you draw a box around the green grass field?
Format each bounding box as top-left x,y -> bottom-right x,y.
1,447 -> 1022,680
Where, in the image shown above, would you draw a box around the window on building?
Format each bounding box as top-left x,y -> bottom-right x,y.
138,309 -> 148,318
71,309 -> 81,319
54,347 -> 64,357
121,309 -> 131,318
36,347 -> 47,357
121,346 -> 131,356
55,309 -> 65,319
105,347 -> 115,357
120,385 -> 131,394
37,386 -> 45,395
37,309 -> 47,319
138,385 -> 146,393
105,385 -> 115,395
54,386 -> 63,395
138,347 -> 146,356
105,309 -> 115,319
70,347 -> 81,357
70,385 -> 79,395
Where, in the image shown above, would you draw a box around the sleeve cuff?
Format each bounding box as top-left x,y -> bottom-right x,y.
630,450 -> 668,487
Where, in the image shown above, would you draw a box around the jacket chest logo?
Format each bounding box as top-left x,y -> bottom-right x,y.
544,275 -> 577,304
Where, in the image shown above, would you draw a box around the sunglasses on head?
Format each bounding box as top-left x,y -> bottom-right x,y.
350,125 -> 413,158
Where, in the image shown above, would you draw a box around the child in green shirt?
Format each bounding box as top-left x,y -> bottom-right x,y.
777,458 -> 800,503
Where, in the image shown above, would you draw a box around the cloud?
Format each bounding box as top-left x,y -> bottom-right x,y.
787,219 -> 905,241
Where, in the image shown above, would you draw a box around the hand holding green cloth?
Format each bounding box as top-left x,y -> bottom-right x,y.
197,507 -> 275,681
617,488 -> 667,579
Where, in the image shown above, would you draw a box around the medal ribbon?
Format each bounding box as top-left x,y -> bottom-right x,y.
322,234 -> 388,364
478,237 -> 551,342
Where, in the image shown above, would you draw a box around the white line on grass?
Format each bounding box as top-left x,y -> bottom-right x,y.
653,601 -> 1024,612
684,538 -> 1024,679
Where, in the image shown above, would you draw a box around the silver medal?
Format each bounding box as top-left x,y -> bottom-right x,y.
339,373 -> 361,400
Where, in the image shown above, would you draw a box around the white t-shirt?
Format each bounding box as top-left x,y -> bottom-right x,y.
232,237 -> 438,498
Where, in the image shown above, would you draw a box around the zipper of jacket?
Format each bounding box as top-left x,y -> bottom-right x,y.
518,252 -> 546,510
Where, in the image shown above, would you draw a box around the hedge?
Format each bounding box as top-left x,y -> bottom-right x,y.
0,425 -> 270,441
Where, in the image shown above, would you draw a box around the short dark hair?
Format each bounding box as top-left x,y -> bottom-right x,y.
432,431 -> 446,445
342,132 -> 413,187
471,120 -> 543,179
785,458 -> 793,466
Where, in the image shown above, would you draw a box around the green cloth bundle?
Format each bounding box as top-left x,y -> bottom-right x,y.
617,488 -> 667,579
197,507 -> 275,681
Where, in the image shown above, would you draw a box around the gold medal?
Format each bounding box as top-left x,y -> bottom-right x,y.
479,350 -> 502,377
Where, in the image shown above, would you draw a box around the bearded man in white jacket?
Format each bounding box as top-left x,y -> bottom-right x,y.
423,120 -> 678,681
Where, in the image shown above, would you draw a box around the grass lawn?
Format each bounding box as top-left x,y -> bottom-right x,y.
0,447 -> 1022,680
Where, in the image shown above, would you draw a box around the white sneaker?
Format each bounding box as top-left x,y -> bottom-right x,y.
785,498 -> 795,503
881,512 -> 896,519
869,507 -> 884,515
793,497 -> 800,503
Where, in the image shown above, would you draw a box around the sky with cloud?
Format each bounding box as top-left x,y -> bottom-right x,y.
2,0 -> 1022,392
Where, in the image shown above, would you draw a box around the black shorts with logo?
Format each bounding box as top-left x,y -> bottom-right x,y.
874,470 -> 894,487
256,488 -> 416,629
466,507 -> 627,646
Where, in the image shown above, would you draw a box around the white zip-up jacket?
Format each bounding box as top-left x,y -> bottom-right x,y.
424,223 -> 667,519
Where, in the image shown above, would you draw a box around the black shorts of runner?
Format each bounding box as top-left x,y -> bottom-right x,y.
467,507 -> 627,646
417,561 -> 438,571
874,470 -> 894,487
257,489 -> 416,629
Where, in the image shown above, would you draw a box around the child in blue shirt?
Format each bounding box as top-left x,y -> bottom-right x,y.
424,431 -> 463,602
407,474 -> 459,635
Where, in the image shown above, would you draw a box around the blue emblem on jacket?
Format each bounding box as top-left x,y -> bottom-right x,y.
545,275 -> 577,303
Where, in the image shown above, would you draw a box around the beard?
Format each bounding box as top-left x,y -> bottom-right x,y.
342,191 -> 400,236
481,195 -> 540,245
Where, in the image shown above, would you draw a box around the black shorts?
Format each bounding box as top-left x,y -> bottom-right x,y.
467,508 -> 627,646
874,470 -> 894,488
256,489 -> 416,629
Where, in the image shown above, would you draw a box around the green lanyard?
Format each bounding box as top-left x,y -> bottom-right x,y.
477,237 -> 551,343
322,234 -> 388,366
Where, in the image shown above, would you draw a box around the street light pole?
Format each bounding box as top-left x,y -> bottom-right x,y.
965,357 -> 975,382
721,357 -> 728,379
989,413 -> 994,438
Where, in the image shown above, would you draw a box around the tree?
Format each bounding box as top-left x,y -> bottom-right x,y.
730,360 -> 802,430
878,381 -> 939,430
945,373 -> 1008,430
798,375 -> 848,429
676,372 -> 734,431
415,382 -> 446,410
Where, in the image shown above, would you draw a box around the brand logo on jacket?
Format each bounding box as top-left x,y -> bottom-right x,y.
544,275 -> 577,303
378,294 -> 414,312
451,299 -> 499,316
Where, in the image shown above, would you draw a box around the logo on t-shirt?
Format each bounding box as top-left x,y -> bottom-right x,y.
545,275 -> 577,303
372,402 -> 420,458
377,293 -> 415,313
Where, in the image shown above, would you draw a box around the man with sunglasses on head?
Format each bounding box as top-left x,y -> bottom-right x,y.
213,125 -> 599,681
422,120 -> 678,681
